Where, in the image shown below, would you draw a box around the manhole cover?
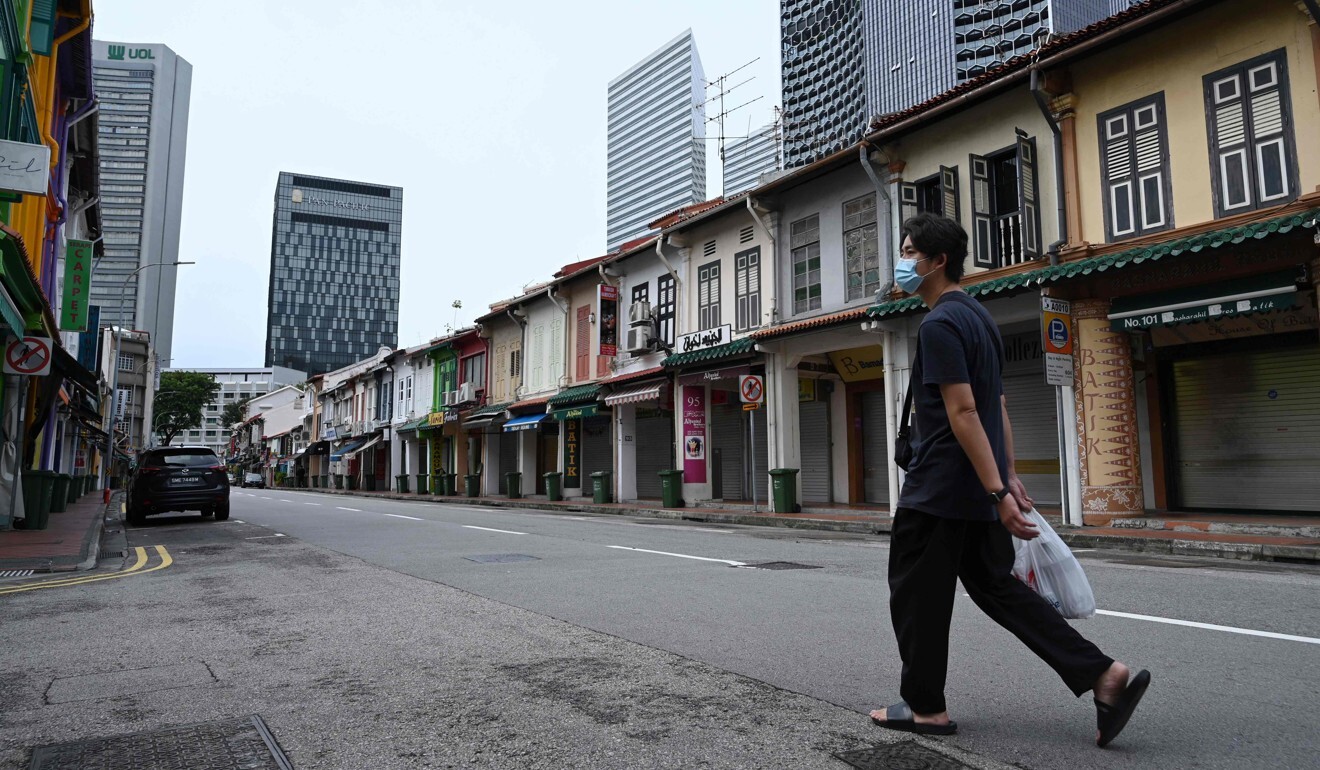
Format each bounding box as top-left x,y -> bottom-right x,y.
463,553 -> 541,564
29,714 -> 292,770
738,561 -> 821,570
835,741 -> 973,770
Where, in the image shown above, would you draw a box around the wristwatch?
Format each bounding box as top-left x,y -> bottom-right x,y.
986,486 -> 1011,504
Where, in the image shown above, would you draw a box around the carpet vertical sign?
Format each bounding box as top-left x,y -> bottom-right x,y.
60,239 -> 93,332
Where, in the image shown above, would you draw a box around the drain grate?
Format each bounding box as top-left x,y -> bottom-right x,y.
28,714 -> 292,770
835,741 -> 973,770
738,561 -> 821,570
463,553 -> 541,564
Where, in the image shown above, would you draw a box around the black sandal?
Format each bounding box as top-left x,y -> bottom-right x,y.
1095,669 -> 1151,748
871,701 -> 957,736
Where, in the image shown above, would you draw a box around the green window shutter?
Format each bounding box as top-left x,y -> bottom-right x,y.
29,0 -> 57,55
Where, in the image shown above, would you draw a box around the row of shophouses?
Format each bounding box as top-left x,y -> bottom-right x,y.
0,1 -> 114,528
244,0 -> 1320,523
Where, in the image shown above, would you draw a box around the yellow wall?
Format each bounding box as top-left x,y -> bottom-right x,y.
1071,0 -> 1318,245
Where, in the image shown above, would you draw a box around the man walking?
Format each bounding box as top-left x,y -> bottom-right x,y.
869,213 -> 1149,748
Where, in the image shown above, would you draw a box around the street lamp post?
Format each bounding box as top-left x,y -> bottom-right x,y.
102,261 -> 193,497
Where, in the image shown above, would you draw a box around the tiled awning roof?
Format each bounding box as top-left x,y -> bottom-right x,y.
751,308 -> 869,340
546,384 -> 601,409
465,401 -> 512,418
396,416 -> 429,433
662,337 -> 756,368
868,207 -> 1320,319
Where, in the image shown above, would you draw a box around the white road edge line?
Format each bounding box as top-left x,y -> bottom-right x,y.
1095,609 -> 1320,646
463,525 -> 527,535
384,513 -> 423,521
336,507 -> 362,512
606,545 -> 745,566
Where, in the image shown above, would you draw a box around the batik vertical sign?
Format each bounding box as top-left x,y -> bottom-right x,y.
61,240 -> 93,332
598,284 -> 619,357
563,418 -> 581,488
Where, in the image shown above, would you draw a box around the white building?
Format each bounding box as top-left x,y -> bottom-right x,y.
606,29 -> 706,250
722,124 -> 780,196
90,41 -> 192,367
166,366 -> 305,456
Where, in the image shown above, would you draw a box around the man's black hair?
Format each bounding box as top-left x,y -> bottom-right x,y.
901,213 -> 968,284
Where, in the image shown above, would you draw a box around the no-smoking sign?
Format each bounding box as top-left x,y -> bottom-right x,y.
4,336 -> 53,376
739,374 -> 764,405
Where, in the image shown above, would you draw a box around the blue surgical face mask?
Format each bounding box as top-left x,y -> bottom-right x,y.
895,257 -> 928,294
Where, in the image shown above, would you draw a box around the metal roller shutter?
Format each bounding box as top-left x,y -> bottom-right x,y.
497,432 -> 518,494
635,413 -> 672,498
1001,372 -> 1062,506
861,391 -> 888,504
581,416 -> 612,485
751,406 -> 768,504
799,400 -> 831,503
711,402 -> 744,500
1172,345 -> 1320,512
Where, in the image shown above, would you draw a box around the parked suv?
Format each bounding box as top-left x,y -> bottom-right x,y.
127,446 -> 230,525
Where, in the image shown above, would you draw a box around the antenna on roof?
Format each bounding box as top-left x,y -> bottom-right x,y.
699,58 -> 764,194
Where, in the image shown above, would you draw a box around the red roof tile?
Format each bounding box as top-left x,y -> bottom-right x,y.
600,365 -> 665,386
554,255 -> 608,278
751,308 -> 869,340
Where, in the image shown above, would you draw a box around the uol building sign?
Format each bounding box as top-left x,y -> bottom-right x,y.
107,45 -> 155,61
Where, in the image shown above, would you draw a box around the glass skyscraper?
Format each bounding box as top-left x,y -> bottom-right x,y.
265,173 -> 402,375
90,41 -> 192,367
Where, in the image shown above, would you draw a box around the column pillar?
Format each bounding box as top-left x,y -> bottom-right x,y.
1052,93 -> 1083,249
1072,299 -> 1144,523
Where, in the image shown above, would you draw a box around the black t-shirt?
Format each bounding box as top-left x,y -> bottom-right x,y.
897,291 -> 1006,521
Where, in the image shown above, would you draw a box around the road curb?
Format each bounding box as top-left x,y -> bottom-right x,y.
277,487 -> 1320,565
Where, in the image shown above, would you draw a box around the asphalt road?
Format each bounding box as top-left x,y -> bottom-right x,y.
222,488 -> 1320,770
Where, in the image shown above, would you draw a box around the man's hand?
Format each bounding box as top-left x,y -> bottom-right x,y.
998,494 -> 1039,540
1007,473 -> 1033,513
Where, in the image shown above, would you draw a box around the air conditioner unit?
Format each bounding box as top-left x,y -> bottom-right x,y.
456,382 -> 477,405
628,301 -> 652,326
626,326 -> 654,354
441,391 -> 454,407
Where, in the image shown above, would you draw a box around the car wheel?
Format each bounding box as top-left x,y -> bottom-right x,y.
213,505 -> 230,521
126,503 -> 145,526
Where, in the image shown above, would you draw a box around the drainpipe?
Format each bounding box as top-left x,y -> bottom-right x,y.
859,144 -> 895,299
544,283 -> 568,314
1031,67 -> 1067,265
654,236 -> 679,285
745,197 -> 778,324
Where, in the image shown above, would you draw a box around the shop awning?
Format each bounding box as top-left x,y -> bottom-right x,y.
396,416 -> 428,433
502,413 -> 547,432
661,337 -> 756,368
604,382 -> 665,406
1108,270 -> 1301,332
551,403 -> 600,421
343,434 -> 382,458
330,437 -> 367,461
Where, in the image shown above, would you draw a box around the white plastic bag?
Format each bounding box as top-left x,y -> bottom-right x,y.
1011,509 -> 1096,619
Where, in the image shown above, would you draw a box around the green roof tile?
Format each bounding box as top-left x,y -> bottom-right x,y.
546,384 -> 601,408
868,208 -> 1320,318
661,337 -> 757,368
466,401 -> 512,418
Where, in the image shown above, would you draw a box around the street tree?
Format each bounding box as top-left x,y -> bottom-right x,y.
221,396 -> 253,429
153,371 -> 219,445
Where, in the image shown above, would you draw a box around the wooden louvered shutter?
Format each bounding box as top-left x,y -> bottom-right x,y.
1016,132 -> 1042,260
531,324 -> 544,391
970,154 -> 994,268
899,183 -> 918,223
575,306 -> 590,381
940,165 -> 960,223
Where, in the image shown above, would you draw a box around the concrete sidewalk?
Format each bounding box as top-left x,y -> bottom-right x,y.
0,492 -> 111,574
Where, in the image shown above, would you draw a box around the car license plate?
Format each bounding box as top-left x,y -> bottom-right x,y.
169,476 -> 202,486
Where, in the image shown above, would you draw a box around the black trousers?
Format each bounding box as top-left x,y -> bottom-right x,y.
888,507 -> 1113,714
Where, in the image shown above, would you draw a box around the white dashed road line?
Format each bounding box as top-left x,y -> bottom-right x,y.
384,513 -> 423,521
336,507 -> 362,512
463,525 -> 527,535
1096,609 -> 1320,646
606,546 -> 745,567
304,502 -> 321,506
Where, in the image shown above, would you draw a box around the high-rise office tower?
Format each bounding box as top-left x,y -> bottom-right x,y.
90,41 -> 192,367
606,30 -> 706,250
783,1 -> 1130,168
265,173 -> 401,375
722,124 -> 781,195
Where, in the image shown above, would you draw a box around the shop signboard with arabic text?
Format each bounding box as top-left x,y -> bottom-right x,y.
677,324 -> 731,354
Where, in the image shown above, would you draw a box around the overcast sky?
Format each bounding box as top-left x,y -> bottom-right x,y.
94,1 -> 782,368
